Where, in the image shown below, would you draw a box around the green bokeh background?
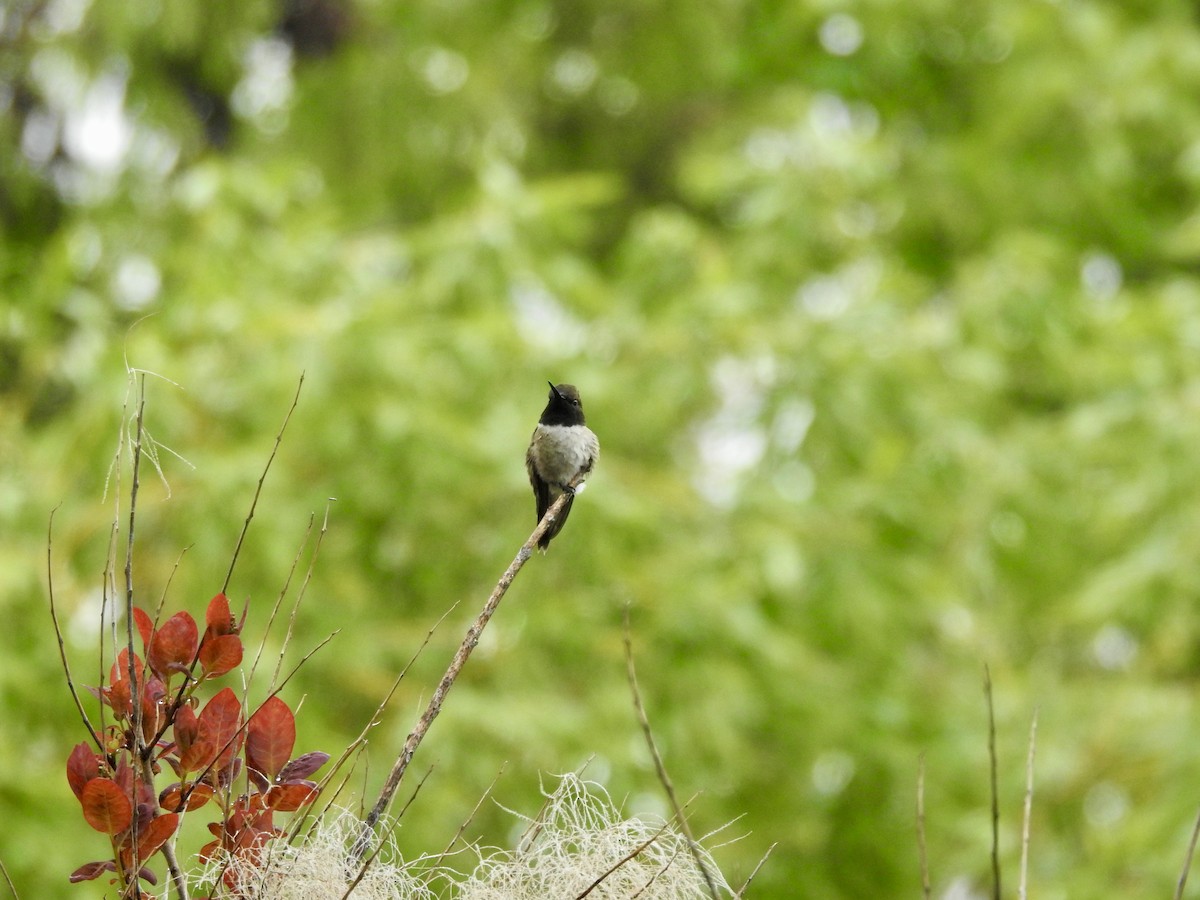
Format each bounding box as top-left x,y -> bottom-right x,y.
5,0 -> 1200,896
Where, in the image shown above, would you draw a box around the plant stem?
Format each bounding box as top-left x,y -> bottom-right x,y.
350,479 -> 582,867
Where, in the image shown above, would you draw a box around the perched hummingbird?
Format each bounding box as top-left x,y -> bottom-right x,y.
526,382 -> 600,550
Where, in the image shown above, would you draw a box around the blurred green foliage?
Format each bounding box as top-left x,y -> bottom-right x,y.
5,0 -> 1200,896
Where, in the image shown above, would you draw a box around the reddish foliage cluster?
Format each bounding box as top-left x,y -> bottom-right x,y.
66,593 -> 328,895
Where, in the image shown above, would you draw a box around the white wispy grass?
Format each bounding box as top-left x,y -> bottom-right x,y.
194,774 -> 729,900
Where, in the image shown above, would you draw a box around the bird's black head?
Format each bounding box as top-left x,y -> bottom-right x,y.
540,381 -> 586,426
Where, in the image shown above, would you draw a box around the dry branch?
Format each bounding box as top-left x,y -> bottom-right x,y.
350,473 -> 587,865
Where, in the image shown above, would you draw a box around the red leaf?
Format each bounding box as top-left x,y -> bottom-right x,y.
147,611 -> 198,679
135,813 -> 179,862
246,696 -> 295,781
199,634 -> 243,678
265,781 -> 318,812
174,704 -> 199,753
158,783 -> 184,812
206,593 -> 234,635
107,649 -> 144,719
106,683 -> 131,720
115,848 -> 160,886
174,704 -> 216,772
235,808 -> 277,849
198,687 -> 243,766
69,860 -> 116,883
179,737 -> 216,773
278,751 -> 330,782
113,647 -> 144,681
67,742 -> 100,800
132,607 -> 155,650
81,778 -> 132,835
160,781 -> 214,812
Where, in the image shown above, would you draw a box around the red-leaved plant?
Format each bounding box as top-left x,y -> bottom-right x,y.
66,592 -> 328,897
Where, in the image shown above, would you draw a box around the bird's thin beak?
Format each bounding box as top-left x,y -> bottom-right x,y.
547,381 -> 562,398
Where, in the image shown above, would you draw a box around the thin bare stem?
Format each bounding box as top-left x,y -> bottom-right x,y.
125,378 -> 146,760
984,665 -> 1000,900
47,506 -> 103,750
574,821 -> 670,899
733,843 -> 776,898
287,610 -> 456,851
630,844 -> 684,899
159,842 -> 186,900
97,378 -> 134,763
290,741 -> 370,845
124,378 -> 151,900
270,504 -> 331,694
222,373 -> 304,595
1176,807 -> 1200,900
151,381 -> 306,751
246,513 -> 314,702
293,600 -> 459,846
341,768 -> 433,900
624,607 -> 721,900
917,754 -> 931,900
433,764 -> 507,867
0,855 -> 19,900
351,474 -> 585,864
153,545 -> 192,629
1018,708 -> 1038,900
99,496 -> 121,759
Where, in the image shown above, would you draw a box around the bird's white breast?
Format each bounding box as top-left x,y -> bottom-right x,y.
531,424 -> 599,486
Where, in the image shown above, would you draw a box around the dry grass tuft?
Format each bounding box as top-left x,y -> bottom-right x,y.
459,774 -> 730,900
195,775 -> 730,900
194,808 -> 435,900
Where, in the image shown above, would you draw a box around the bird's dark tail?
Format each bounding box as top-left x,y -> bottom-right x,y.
538,492 -> 575,550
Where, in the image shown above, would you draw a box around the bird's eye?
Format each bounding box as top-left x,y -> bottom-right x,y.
572,399 -> 581,406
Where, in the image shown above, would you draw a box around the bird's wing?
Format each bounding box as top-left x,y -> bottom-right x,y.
526,441 -> 551,524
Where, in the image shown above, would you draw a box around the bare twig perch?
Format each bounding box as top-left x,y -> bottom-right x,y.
350,473 -> 587,865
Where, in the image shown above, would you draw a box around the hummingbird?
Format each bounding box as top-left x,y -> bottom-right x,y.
526,382 -> 599,550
